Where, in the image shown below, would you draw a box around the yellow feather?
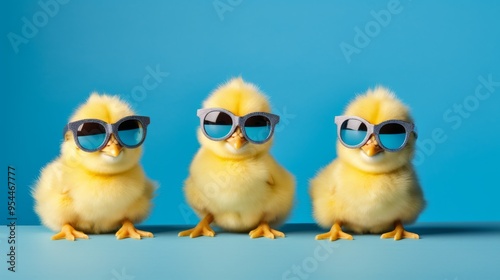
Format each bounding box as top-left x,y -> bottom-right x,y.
32,94 -> 154,234
184,78 -> 295,232
310,86 -> 425,234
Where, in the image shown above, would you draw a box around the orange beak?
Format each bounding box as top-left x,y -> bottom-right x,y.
101,135 -> 123,157
226,127 -> 247,150
361,135 -> 383,156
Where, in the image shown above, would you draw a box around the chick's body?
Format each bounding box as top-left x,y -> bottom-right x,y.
310,87 -> 425,240
186,148 -> 293,232
33,94 -> 154,240
34,160 -> 153,234
180,78 -> 295,238
311,160 -> 423,234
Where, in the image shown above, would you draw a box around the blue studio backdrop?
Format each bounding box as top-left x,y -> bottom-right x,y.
1,0 -> 499,227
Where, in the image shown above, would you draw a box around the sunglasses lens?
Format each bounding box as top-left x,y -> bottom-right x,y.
244,116 -> 271,142
339,119 -> 368,147
77,122 -> 106,151
379,123 -> 407,150
118,119 -> 144,147
203,111 -> 233,139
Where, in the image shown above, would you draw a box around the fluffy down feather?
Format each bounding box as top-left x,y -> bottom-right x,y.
180,78 -> 295,238
310,87 -> 425,240
33,93 -> 155,240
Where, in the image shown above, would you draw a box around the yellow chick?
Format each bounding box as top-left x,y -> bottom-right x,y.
310,87 -> 425,241
179,77 -> 295,239
32,93 -> 155,241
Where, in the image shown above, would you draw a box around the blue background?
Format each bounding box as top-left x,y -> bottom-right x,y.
1,0 -> 499,227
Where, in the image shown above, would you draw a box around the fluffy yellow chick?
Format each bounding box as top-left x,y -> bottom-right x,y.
179,77 -> 295,239
310,87 -> 425,241
33,93 -> 155,241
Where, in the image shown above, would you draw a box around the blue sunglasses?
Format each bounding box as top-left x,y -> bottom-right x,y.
63,115 -> 150,152
335,116 -> 417,152
197,108 -> 280,144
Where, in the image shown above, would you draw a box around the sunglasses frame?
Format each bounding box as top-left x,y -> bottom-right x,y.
334,115 -> 417,152
63,115 -> 150,152
197,108 -> 280,144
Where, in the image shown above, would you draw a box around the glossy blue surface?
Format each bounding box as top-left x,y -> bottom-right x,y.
0,223 -> 499,279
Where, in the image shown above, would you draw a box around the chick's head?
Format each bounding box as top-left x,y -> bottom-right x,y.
198,78 -> 274,159
337,87 -> 416,173
61,93 -> 143,174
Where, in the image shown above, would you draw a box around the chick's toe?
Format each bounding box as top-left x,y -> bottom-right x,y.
380,221 -> 419,241
315,222 -> 353,242
115,219 -> 153,240
52,224 -> 89,241
249,222 -> 285,239
178,214 -> 215,238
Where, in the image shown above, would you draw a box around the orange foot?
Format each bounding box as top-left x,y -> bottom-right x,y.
381,221 -> 419,240
52,224 -> 89,241
115,219 -> 154,240
249,222 -> 285,239
178,214 -> 215,238
316,222 -> 353,241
